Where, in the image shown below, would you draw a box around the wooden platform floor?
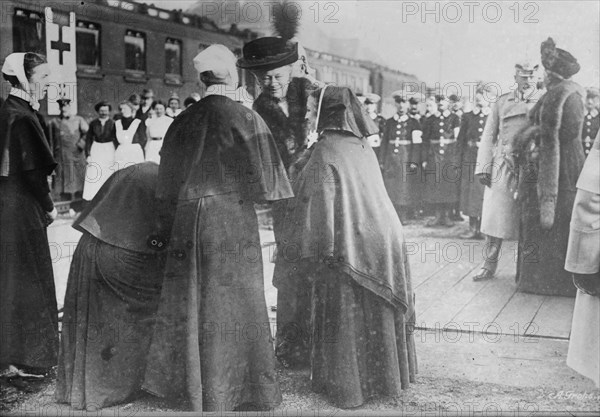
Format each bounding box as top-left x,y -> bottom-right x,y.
406,236 -> 575,340
48,215 -> 576,340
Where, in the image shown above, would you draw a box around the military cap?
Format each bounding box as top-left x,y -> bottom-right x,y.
586,87 -> 599,99
364,93 -> 381,104
391,90 -> 407,102
57,97 -> 71,107
515,61 -> 539,77
434,94 -> 447,103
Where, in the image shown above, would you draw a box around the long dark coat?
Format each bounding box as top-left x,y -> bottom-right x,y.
142,94 -> 293,411
422,111 -> 461,205
457,109 -> 488,217
516,79 -> 586,297
380,114 -> 424,207
49,115 -> 88,195
0,95 -> 59,368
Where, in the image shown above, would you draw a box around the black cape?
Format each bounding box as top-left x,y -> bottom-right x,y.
0,95 -> 58,369
143,95 -> 292,411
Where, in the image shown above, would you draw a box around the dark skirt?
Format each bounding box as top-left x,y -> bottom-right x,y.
311,268 -> 417,408
517,182 -> 577,297
0,176 -> 58,368
56,233 -> 164,410
423,143 -> 461,205
275,263 -> 312,367
382,144 -> 423,207
143,192 -> 282,411
459,145 -> 485,217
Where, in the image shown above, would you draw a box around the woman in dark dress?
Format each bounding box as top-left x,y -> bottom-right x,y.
0,52 -> 59,377
274,86 -> 417,408
56,162 -> 167,410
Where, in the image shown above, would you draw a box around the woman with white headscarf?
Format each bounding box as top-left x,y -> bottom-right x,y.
142,44 -> 292,412
0,52 -> 59,379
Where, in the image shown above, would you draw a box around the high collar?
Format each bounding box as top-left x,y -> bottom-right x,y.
9,87 -> 39,111
393,113 -> 409,122
588,108 -> 599,118
472,107 -> 491,116
441,109 -> 451,118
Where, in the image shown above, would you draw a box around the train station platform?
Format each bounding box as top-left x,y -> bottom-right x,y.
47,210 -> 575,341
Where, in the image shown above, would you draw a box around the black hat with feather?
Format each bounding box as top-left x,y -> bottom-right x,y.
237,1 -> 300,71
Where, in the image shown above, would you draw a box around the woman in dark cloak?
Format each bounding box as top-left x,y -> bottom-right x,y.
56,162 -> 167,410
0,52 -> 59,377
273,86 -> 417,408
142,45 -> 293,412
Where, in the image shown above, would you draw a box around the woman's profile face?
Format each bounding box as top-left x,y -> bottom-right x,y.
120,104 -> 133,118
306,95 -> 318,131
28,63 -> 51,99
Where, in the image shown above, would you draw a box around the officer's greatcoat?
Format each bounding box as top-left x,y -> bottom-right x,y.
475,92 -> 538,239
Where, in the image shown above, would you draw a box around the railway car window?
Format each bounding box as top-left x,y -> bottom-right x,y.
125,30 -> 146,72
13,9 -> 45,54
165,38 -> 182,76
76,21 -> 101,69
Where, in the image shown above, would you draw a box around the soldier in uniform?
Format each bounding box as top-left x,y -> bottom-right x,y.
381,91 -> 423,222
422,95 -> 461,227
48,98 -> 88,209
363,93 -> 386,158
473,61 -> 540,281
449,94 -> 465,221
409,96 -> 422,121
449,94 -> 464,120
457,87 -> 492,239
582,87 -> 599,156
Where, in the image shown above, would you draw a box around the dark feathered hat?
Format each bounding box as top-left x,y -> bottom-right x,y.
540,37 -> 580,79
237,1 -> 300,71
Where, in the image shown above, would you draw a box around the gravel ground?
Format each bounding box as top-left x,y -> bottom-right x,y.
3,365 -> 599,415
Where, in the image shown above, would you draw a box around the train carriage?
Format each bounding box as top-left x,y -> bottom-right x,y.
0,0 -> 256,119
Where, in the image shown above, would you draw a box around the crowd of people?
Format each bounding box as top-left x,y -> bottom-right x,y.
44,87 -> 206,209
0,29 -> 598,414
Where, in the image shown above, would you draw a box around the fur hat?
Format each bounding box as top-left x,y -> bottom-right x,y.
540,37 -> 580,79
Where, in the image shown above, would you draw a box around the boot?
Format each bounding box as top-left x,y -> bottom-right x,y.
451,204 -> 464,221
460,217 -> 482,239
439,209 -> 454,227
425,209 -> 443,227
473,235 -> 502,281
473,217 -> 483,239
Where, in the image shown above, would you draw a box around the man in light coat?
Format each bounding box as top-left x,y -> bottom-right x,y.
565,131 -> 599,388
473,62 -> 541,281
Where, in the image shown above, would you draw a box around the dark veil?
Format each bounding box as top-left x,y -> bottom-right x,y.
315,86 -> 380,138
